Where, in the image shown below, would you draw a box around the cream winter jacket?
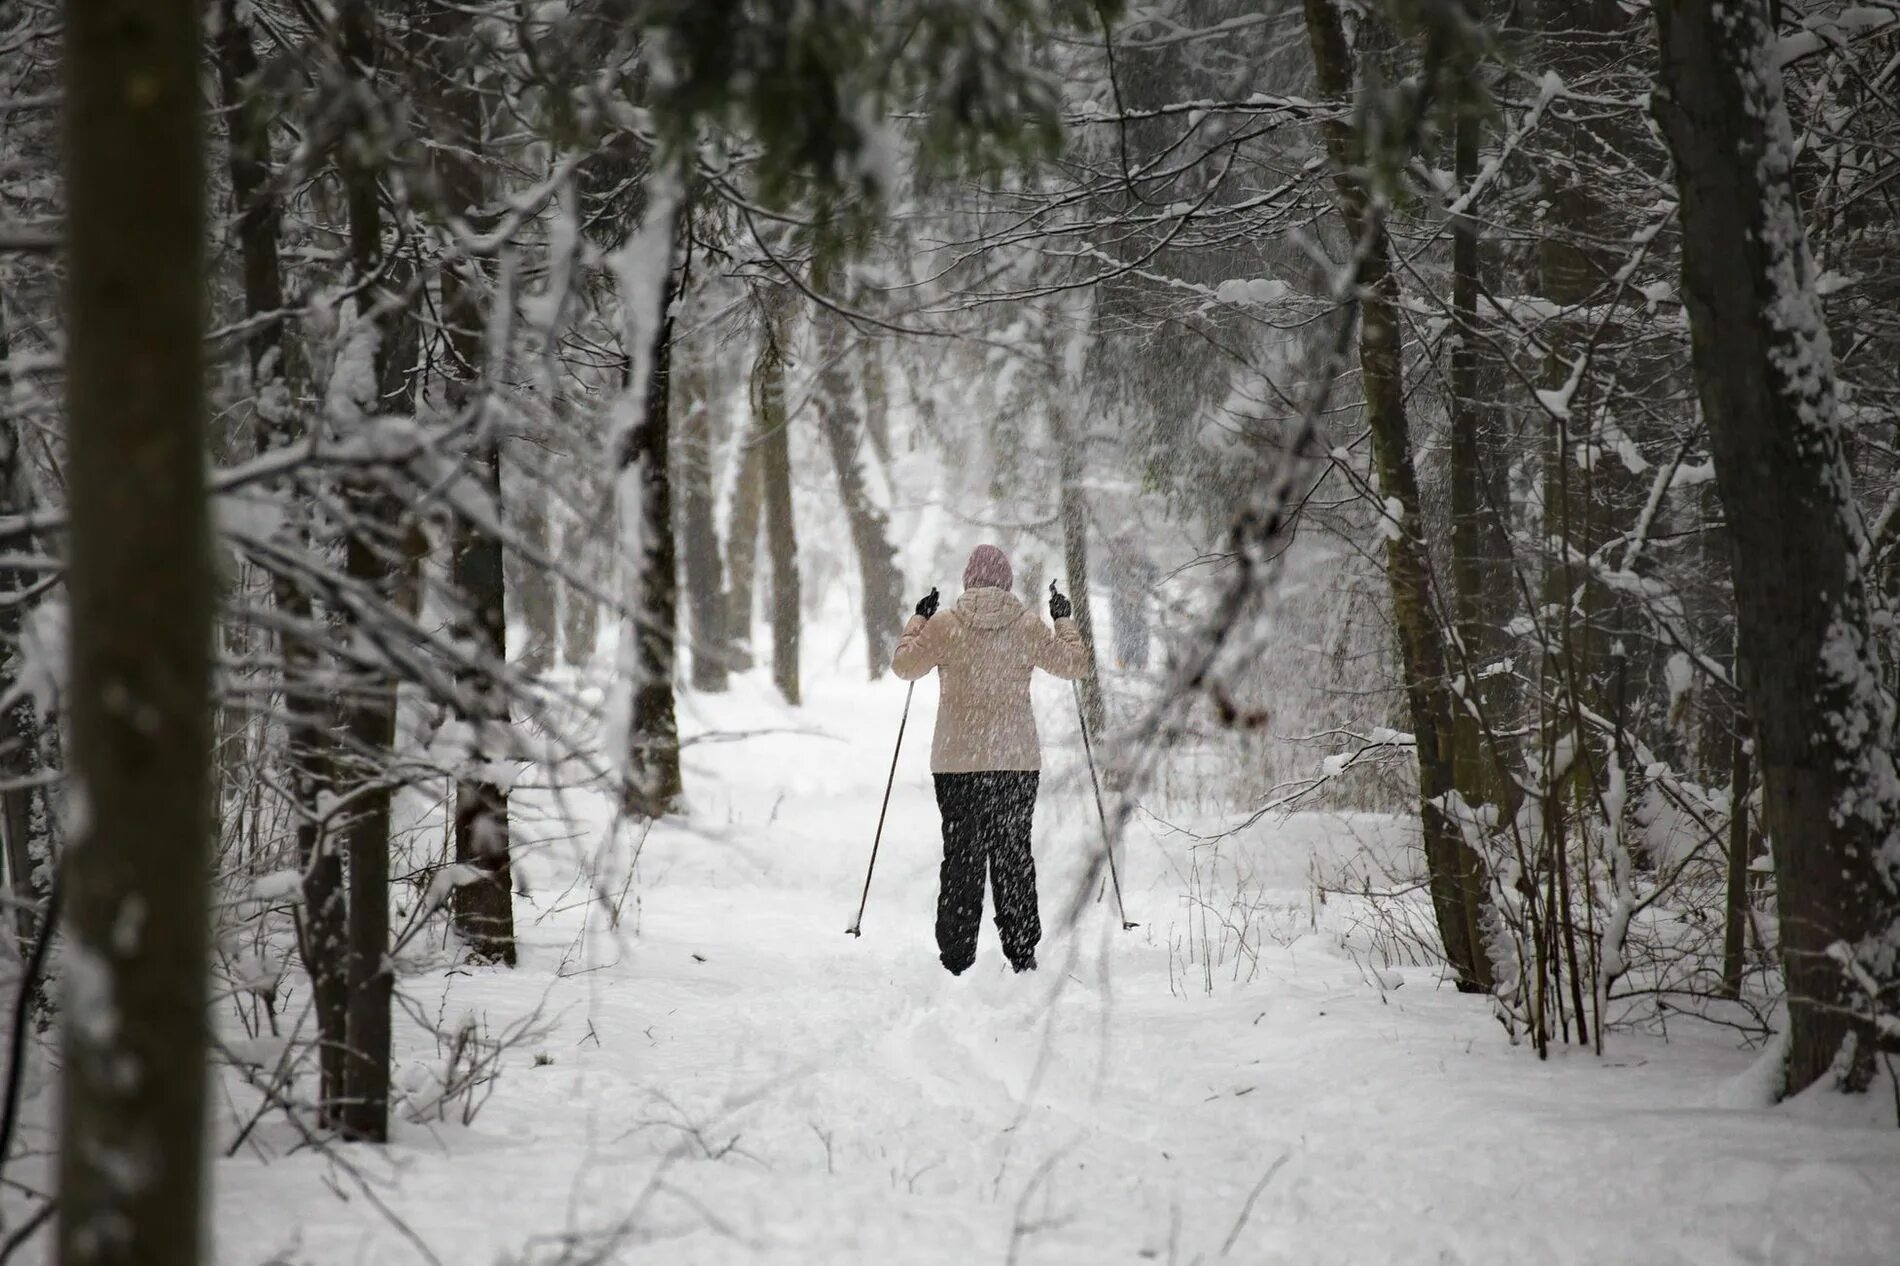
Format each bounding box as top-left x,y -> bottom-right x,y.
890,587 -> 1091,773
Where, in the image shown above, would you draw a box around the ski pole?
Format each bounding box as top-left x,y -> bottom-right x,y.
1074,681 -> 1137,931
847,680 -> 915,937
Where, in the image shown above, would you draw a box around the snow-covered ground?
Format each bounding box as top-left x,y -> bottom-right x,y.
193,660 -> 1900,1265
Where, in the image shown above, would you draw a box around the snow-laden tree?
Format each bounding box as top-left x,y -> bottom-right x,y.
1653,0 -> 1900,1098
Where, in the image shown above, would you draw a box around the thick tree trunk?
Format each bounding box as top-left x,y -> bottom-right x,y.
1653,0 -> 1899,1095
756,302 -> 802,706
340,531 -> 397,1143
1304,0 -> 1492,991
814,310 -> 906,680
561,523 -> 602,667
618,204 -> 685,818
335,0 -> 402,1142
213,0 -> 350,1113
676,360 -> 730,691
56,1 -> 213,1260
428,3 -> 516,965
862,353 -> 893,468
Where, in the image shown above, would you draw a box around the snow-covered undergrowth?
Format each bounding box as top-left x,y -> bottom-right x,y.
183,660 -> 1900,1264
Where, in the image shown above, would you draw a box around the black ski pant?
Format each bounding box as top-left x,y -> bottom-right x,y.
933,771 -> 1041,974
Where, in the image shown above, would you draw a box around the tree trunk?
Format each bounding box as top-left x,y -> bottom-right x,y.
57,1 -> 213,1261
1653,0 -> 1899,1095
1304,0 -> 1492,991
1722,716 -> 1754,999
617,199 -> 685,818
507,494 -> 556,676
723,423 -> 764,673
450,446 -> 516,963
213,0 -> 349,1113
214,0 -> 290,394
1055,409 -> 1106,734
561,523 -> 602,667
813,309 -> 906,680
0,282 -> 48,959
676,359 -> 730,691
425,0 -> 516,965
341,525 -> 398,1143
756,300 -> 802,706
1445,41 -> 1517,970
335,0 -> 403,1142
862,352 -> 893,468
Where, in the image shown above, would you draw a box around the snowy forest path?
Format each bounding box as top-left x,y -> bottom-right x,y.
210,671 -> 1900,1265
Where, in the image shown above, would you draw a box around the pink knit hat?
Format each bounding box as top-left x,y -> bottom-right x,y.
963,544 -> 1013,591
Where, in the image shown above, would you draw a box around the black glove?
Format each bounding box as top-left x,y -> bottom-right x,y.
915,587 -> 940,620
1048,580 -> 1072,621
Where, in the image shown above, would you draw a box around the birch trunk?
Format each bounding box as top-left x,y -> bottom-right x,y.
616,197 -> 685,817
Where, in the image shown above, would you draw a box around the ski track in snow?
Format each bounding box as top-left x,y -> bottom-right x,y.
166,671 -> 1900,1262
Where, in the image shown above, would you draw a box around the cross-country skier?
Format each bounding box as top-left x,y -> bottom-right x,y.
891,544 -> 1091,974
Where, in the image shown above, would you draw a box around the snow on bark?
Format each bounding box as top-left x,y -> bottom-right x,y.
604,167 -> 683,793
1655,0 -> 1900,1090
1729,0 -> 1900,885
0,594 -> 67,716
1596,757 -> 1637,1019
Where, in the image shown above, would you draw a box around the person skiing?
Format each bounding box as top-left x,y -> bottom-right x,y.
891,544 -> 1091,975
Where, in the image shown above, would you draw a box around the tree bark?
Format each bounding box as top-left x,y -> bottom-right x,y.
335,0 -> 404,1142
756,297 -> 802,706
618,202 -> 685,818
1304,0 -> 1492,991
1054,406 -> 1106,734
507,495 -> 556,676
424,0 -> 516,965
723,424 -> 764,673
814,309 -> 906,681
213,0 -> 290,394
1653,0 -> 1899,1095
212,0 -> 349,1113
676,358 -> 730,691
862,352 -> 893,468
0,282 -> 49,959
57,1 -> 213,1260
1722,716 -> 1754,999
561,521 -> 602,667
1445,37 -> 1517,972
